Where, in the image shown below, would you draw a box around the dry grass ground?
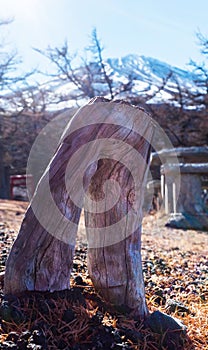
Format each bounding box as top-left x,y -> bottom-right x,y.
0,200 -> 207,349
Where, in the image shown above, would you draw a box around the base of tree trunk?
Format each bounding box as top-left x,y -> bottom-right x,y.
4,97 -> 155,319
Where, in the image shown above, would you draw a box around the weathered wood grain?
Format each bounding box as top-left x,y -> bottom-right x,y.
4,97 -> 155,318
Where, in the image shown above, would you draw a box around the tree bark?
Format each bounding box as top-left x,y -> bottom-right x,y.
4,97 -> 155,318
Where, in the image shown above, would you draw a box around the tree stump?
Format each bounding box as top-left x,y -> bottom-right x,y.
4,97 -> 155,318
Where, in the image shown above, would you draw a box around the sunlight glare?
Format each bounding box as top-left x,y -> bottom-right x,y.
1,0 -> 40,21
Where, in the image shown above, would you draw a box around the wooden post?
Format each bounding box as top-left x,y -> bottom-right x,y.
4,98 -> 155,318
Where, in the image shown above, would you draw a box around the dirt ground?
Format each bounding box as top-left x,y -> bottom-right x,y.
0,199 -> 207,349
0,199 -> 207,254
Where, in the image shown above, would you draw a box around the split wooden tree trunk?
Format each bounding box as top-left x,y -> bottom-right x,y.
4,97 -> 155,318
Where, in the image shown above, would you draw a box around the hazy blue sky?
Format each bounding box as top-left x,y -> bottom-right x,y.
1,0 -> 208,76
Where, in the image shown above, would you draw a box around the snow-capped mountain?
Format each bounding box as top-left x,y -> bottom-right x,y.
50,54 -> 197,110
107,54 -> 195,87
4,54 -> 197,112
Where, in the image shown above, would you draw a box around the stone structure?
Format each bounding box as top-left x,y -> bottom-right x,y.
161,163 -> 208,230
152,147 -> 208,230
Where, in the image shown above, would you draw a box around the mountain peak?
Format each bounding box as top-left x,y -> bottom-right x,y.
39,54 -> 198,110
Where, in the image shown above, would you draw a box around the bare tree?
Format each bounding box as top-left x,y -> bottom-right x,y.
6,83 -> 68,114
34,28 -> 139,103
196,32 -> 208,55
188,32 -> 208,110
0,19 -> 19,90
0,19 -> 35,112
34,41 -> 97,102
87,28 -> 114,99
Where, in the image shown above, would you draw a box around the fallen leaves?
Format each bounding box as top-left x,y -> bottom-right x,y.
0,203 -> 207,349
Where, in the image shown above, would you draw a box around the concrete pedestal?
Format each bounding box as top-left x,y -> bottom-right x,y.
161,163 -> 208,230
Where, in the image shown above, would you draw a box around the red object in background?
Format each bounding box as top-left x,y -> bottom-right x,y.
10,174 -> 34,201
